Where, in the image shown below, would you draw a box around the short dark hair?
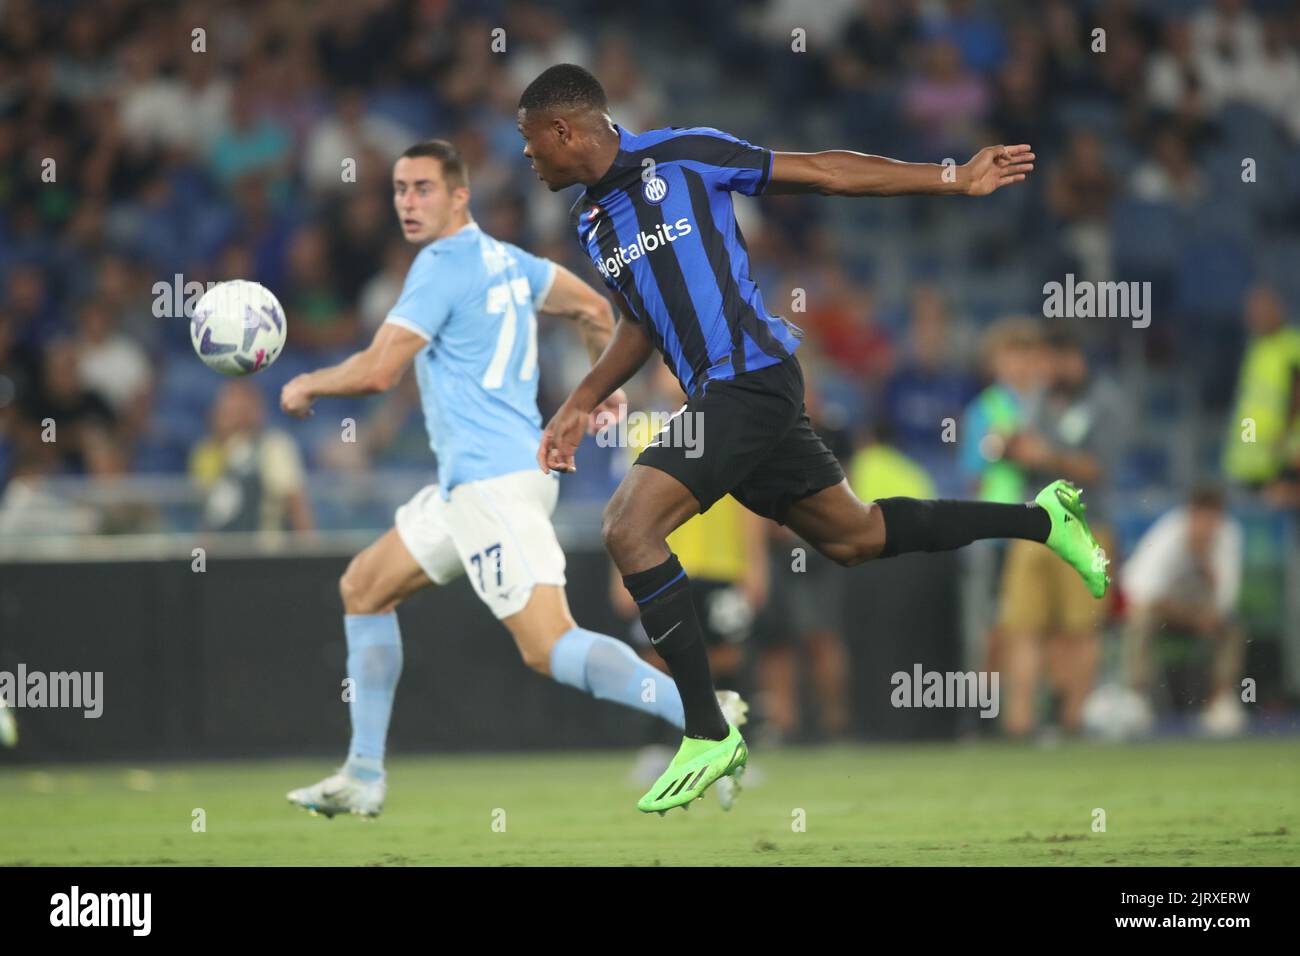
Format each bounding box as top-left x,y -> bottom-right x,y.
518,64 -> 607,114
400,139 -> 468,189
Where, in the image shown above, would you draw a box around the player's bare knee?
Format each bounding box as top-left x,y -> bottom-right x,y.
338,560 -> 364,611
512,624 -> 565,677
339,556 -> 385,615
505,590 -> 572,676
600,505 -> 640,564
519,641 -> 553,676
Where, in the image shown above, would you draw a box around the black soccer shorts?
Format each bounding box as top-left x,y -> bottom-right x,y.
635,354 -> 845,524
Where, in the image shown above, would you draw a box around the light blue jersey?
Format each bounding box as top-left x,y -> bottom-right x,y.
385,222 -> 557,496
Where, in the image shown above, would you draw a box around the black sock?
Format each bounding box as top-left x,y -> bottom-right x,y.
623,555 -> 728,741
874,497 -> 1050,559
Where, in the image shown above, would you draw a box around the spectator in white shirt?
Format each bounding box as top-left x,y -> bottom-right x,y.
303,89 -> 411,195
1130,126 -> 1206,207
1121,487 -> 1247,736
505,7 -> 592,96
1145,17 -> 1230,120
173,53 -> 232,155
74,302 -> 152,446
1234,16 -> 1300,142
74,302 -> 150,410
116,42 -> 188,151
1190,0 -> 1263,72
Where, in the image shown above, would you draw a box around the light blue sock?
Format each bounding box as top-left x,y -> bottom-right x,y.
549,627 -> 684,729
343,613 -> 403,781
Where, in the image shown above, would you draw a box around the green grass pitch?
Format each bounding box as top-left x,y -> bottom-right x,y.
2,739 -> 1296,866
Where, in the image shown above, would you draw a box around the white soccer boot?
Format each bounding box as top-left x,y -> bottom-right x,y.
714,690 -> 750,811
0,698 -> 16,748
287,770 -> 386,819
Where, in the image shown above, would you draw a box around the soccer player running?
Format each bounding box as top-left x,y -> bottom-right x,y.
278,139 -> 747,819
516,64 -> 1111,815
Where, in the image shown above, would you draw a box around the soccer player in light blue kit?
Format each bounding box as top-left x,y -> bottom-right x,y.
279,140 -> 745,818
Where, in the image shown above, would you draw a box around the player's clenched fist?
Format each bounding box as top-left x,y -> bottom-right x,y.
280,374 -> 316,418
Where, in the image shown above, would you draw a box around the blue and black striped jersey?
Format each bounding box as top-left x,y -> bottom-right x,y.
569,125 -> 803,397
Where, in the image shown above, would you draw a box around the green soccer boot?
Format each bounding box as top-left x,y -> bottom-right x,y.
1035,479 -> 1110,599
638,723 -> 748,815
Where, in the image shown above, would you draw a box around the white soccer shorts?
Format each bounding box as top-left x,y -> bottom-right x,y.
394,469 -> 567,620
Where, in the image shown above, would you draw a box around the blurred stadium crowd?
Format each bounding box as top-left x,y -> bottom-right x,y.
2,0 -> 1299,739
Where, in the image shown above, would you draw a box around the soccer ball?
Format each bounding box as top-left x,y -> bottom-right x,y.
190,280 -> 286,376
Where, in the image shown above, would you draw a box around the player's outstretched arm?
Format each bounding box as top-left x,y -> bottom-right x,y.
539,304 -> 653,474
767,144 -> 1035,198
538,264 -> 616,365
280,323 -> 426,417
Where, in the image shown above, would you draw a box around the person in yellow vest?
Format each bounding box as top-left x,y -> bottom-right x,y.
1270,370 -> 1300,507
1224,284 -> 1300,501
848,422 -> 938,501
190,380 -> 315,533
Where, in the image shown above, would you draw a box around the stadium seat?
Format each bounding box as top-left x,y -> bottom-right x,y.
157,362 -> 222,418
1052,101 -> 1122,141
131,437 -> 189,475
1192,193 -> 1254,243
1112,199 -> 1183,275
1175,236 -> 1253,319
